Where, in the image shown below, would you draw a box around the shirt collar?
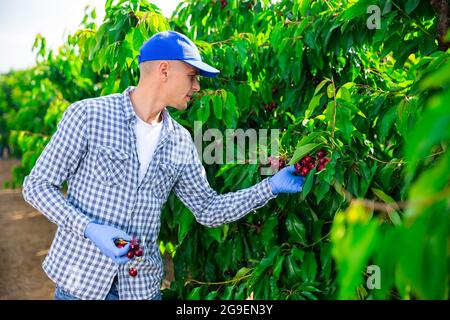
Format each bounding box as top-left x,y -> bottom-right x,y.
122,86 -> 174,133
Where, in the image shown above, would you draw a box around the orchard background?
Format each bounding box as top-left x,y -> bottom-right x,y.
0,0 -> 449,300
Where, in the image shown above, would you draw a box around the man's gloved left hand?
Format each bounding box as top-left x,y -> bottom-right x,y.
268,165 -> 305,195
84,222 -> 132,265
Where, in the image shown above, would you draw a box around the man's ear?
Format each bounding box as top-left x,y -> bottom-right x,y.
159,60 -> 169,81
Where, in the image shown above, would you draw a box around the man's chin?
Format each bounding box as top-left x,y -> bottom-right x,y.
168,103 -> 188,111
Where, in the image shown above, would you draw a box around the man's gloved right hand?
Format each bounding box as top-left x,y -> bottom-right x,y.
84,222 -> 132,264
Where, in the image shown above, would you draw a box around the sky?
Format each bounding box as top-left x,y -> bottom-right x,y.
0,0 -> 181,74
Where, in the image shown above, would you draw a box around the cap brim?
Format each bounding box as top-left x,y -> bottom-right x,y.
183,60 -> 220,78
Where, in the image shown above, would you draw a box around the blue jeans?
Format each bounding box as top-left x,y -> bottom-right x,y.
54,276 -> 162,300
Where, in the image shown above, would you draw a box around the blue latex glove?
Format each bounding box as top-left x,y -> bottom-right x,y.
84,222 -> 132,264
268,165 -> 305,195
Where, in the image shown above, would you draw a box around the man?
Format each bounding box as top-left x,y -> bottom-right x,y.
22,31 -> 304,300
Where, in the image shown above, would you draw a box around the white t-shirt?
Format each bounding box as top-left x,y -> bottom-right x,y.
134,115 -> 163,183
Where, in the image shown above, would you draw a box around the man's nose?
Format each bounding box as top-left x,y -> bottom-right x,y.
192,78 -> 201,92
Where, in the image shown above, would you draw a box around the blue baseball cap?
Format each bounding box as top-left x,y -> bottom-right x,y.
138,30 -> 220,78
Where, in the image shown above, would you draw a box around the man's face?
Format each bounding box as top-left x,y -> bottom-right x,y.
165,61 -> 201,110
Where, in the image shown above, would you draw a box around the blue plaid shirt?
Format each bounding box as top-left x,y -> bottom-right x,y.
22,86 -> 277,300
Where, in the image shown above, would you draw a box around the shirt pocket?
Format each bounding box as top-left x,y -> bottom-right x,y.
94,145 -> 129,186
151,161 -> 178,200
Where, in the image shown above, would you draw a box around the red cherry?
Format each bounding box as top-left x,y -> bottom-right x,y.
308,162 -> 315,170
268,156 -> 285,170
127,250 -> 135,259
304,156 -> 313,163
130,243 -> 139,251
129,268 -> 138,277
300,167 -> 309,176
268,156 -> 276,169
317,164 -> 325,171
294,162 -> 302,174
316,150 -> 326,158
135,248 -> 143,257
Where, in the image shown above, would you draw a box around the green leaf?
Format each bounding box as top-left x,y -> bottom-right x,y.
224,91 -> 237,128
314,79 -> 330,96
297,131 -> 327,146
250,246 -> 280,285
301,291 -> 318,300
379,105 -> 397,142
286,213 -> 307,244
261,216 -> 278,250
215,163 -> 238,178
221,286 -> 234,300
419,59 -> 450,91
371,188 -> 396,204
208,226 -> 222,243
285,254 -> 302,281
342,1 -> 370,20
212,92 -> 223,119
320,243 -> 332,279
238,84 -> 251,109
234,283 -> 248,300
205,291 -> 218,300
292,247 -> 305,261
315,181 -> 330,205
178,208 -> 195,243
326,83 -> 335,99
405,0 -> 420,14
406,150 -> 450,220
233,267 -> 252,281
336,104 -> 354,144
289,143 -> 320,165
187,287 -> 201,300
336,86 -> 351,102
198,95 -> 211,124
331,203 -> 380,299
301,252 -> 318,281
371,188 -> 402,225
132,28 -> 145,52
301,167 -> 315,198
305,94 -> 323,118
299,0 -> 310,16
272,255 -> 285,279
406,93 -> 450,174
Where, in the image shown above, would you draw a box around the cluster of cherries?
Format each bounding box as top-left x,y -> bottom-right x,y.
220,0 -> 228,9
268,155 -> 286,170
294,150 -> 330,176
264,88 -> 279,112
264,102 -> 277,112
115,237 -> 144,277
267,149 -> 331,177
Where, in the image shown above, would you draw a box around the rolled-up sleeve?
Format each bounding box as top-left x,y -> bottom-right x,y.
173,141 -> 277,227
22,102 -> 91,237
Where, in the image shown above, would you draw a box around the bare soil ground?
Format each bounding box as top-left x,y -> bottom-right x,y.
0,158 -> 173,300
0,158 -> 56,299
